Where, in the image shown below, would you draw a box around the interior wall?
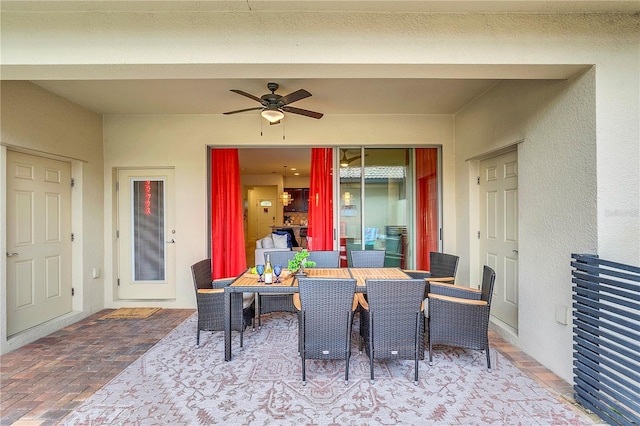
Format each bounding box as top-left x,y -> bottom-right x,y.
103,114 -> 455,308
0,81 -> 104,354
454,71 -> 598,382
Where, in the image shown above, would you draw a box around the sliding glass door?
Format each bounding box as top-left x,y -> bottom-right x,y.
338,147 -> 439,270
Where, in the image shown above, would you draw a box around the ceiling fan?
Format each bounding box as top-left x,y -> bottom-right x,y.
340,149 -> 366,167
223,82 -> 324,124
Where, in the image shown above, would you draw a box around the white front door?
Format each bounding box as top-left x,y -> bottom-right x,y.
6,151 -> 72,336
117,169 -> 176,299
479,150 -> 519,331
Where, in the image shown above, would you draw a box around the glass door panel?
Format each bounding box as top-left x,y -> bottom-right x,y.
338,147 -> 412,268
338,148 -> 362,266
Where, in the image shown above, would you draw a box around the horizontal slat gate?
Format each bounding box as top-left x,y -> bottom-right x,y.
571,254 -> 640,426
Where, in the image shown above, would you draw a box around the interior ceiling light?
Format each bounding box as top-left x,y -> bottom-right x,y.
279,165 -> 293,206
261,108 -> 285,123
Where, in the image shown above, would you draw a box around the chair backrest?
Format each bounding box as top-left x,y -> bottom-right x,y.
264,250 -> 294,268
429,252 -> 459,278
350,250 -> 385,268
365,279 -> 426,359
191,259 -> 212,291
307,250 -> 340,267
480,265 -> 496,305
297,278 -> 357,357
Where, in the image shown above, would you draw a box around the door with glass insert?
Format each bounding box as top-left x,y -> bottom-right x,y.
117,169 -> 176,299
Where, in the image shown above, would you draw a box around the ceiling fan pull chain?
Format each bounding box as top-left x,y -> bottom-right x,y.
282,122 -> 286,140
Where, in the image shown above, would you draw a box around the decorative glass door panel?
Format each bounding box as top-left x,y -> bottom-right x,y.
132,179 -> 166,281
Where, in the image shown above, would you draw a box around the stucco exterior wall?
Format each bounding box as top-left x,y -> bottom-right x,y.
455,71 -> 598,381
0,81 -> 104,354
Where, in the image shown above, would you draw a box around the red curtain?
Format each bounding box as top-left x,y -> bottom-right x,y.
210,149 -> 246,279
416,148 -> 439,271
307,148 -> 334,250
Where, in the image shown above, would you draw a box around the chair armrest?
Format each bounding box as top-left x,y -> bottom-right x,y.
356,293 -> 369,310
428,293 -> 487,306
197,288 -> 225,294
429,282 -> 481,300
426,276 -> 455,284
293,293 -> 301,311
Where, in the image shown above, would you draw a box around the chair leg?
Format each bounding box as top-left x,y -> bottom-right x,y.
302,356 -> 306,385
196,329 -> 200,347
486,346 -> 491,371
429,340 -> 433,366
414,313 -> 420,385
345,352 -> 350,385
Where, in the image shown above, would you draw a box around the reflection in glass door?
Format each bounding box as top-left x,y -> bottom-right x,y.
338,147 -> 412,268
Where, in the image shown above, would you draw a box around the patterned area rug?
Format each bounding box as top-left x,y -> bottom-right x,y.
59,313 -> 592,425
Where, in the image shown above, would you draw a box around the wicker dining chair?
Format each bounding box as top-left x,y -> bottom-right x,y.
257,250 -> 297,328
306,250 -> 340,267
350,250 -> 386,268
359,278 -> 426,385
427,265 -> 496,369
404,252 -> 460,285
297,277 -> 357,384
190,259 -> 255,347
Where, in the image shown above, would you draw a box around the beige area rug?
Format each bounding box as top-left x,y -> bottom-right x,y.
99,307 -> 161,319
59,313 -> 595,425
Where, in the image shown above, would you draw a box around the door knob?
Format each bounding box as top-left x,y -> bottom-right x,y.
6,252 -> 19,257
512,250 -> 519,254
166,239 -> 175,244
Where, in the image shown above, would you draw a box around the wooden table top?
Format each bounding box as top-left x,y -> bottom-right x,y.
348,267 -> 410,286
230,267 -> 409,289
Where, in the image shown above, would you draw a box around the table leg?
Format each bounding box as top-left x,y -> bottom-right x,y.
224,289 -> 232,361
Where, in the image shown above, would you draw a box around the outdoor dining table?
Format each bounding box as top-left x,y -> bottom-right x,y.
223,267 -> 411,361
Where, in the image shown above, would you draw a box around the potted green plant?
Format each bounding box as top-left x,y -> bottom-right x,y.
288,249 -> 316,276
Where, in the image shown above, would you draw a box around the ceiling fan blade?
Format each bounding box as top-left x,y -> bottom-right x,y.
282,106 -> 323,119
347,155 -> 362,164
223,106 -> 263,115
230,89 -> 264,104
279,89 -> 312,106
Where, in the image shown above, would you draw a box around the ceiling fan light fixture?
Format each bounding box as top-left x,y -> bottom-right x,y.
261,108 -> 284,123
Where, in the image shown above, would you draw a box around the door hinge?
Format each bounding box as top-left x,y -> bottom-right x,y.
439,228 -> 443,241
116,182 -> 119,191
71,233 -> 75,242
71,287 -> 75,296
117,278 -> 120,286
71,178 -> 75,188
477,176 -> 480,185
116,230 -> 119,238
477,231 -> 481,239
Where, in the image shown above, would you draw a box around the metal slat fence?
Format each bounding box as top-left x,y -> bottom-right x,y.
571,254 -> 640,426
